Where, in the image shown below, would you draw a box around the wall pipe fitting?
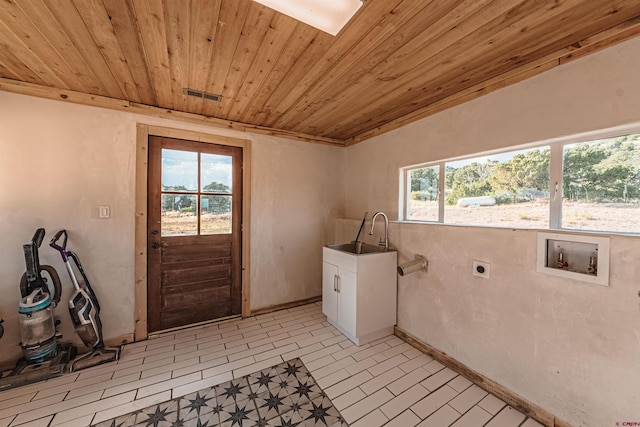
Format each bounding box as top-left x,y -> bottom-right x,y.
397,255 -> 428,276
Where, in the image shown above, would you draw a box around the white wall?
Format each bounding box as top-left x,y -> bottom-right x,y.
341,37 -> 640,426
0,91 -> 344,368
250,137 -> 345,308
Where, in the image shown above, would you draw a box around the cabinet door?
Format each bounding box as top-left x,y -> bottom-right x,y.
322,261 -> 339,322
337,269 -> 357,338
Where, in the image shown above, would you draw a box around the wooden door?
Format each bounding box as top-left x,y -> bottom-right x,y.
147,136 -> 242,332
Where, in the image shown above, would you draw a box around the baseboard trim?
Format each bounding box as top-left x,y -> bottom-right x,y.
394,326 -> 572,427
250,296 -> 322,317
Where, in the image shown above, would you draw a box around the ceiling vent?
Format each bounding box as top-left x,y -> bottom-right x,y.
183,88 -> 223,102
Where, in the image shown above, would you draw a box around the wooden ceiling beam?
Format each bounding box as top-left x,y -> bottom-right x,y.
0,77 -> 344,147
560,14 -> 640,64
346,59 -> 559,145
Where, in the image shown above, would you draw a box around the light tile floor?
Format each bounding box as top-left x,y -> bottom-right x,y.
0,302 -> 544,427
93,357 -> 346,427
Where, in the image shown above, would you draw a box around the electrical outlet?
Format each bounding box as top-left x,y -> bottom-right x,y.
473,261 -> 490,278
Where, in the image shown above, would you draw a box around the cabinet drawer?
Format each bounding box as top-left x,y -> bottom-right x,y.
323,247 -> 357,272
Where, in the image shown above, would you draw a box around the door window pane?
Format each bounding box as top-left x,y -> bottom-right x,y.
162,149 -> 198,192
407,165 -> 439,221
161,194 -> 197,236
201,154 -> 232,193
562,135 -> 640,232
201,196 -> 232,234
444,147 -> 550,227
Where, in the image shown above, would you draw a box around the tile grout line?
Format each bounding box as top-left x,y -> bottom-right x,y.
0,304 -> 538,427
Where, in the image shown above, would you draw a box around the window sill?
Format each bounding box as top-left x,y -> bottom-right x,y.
392,220 -> 639,237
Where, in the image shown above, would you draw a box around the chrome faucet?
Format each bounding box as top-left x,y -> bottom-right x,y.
369,211 -> 389,251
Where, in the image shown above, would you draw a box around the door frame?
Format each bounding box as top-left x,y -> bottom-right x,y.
134,124 -> 251,341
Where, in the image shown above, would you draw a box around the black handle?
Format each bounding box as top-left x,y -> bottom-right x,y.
49,229 -> 68,252
23,228 -> 46,278
31,228 -> 45,248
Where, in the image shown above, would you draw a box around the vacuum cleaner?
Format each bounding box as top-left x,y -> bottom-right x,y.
50,230 -> 119,371
0,229 -> 76,391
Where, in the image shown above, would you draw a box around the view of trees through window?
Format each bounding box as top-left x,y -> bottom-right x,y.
160,149 -> 234,236
162,182 -> 233,236
409,165 -> 439,221
406,133 -> 640,233
562,134 -> 640,232
162,182 -> 231,214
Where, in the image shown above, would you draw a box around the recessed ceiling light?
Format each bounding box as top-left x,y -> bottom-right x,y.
253,0 -> 365,36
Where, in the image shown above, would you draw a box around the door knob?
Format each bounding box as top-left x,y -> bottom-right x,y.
152,242 -> 162,249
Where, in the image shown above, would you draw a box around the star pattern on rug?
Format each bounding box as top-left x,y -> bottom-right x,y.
184,391 -> 214,416
305,401 -> 333,424
139,405 -> 172,426
293,381 -> 314,399
221,381 -> 246,400
256,371 -> 276,386
279,418 -> 300,427
91,359 -> 347,427
282,362 -> 301,378
222,403 -> 254,426
262,391 -> 286,412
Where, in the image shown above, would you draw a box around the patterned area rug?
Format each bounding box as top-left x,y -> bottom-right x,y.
93,358 -> 348,427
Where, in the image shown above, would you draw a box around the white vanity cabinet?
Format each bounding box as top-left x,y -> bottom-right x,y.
322,246 -> 397,346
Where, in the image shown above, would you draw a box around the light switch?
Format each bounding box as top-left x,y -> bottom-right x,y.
99,205 -> 111,219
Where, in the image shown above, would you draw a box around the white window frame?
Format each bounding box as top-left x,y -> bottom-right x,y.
399,123 -> 640,235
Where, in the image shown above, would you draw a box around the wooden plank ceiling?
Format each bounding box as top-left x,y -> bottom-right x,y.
1,0 -> 640,145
